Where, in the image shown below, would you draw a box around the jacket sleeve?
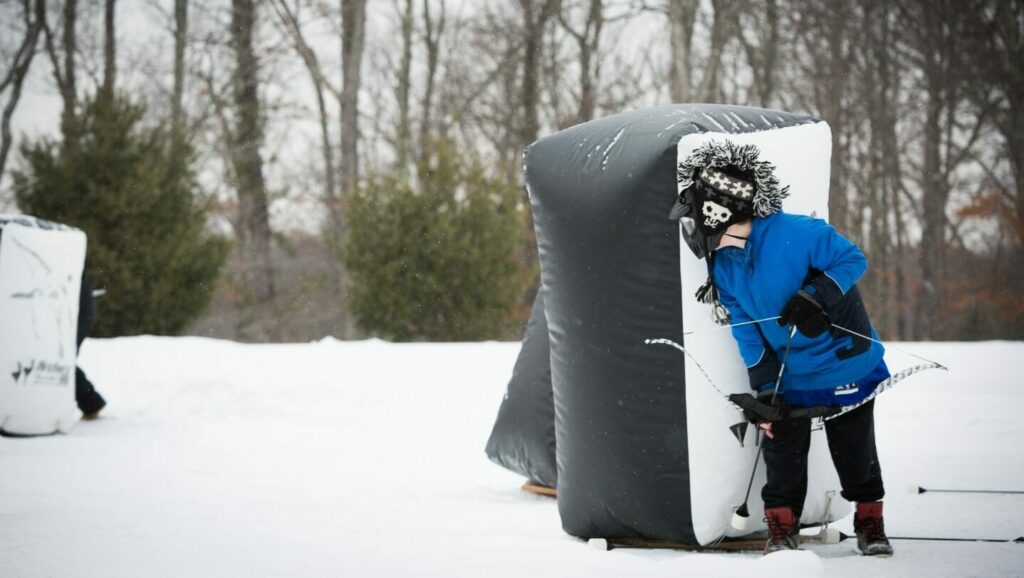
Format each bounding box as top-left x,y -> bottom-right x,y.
716,267 -> 780,391
802,218 -> 868,308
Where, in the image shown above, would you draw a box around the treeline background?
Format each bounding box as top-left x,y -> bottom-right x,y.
0,0 -> 1020,342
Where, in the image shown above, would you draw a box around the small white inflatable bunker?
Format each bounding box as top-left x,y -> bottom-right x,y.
0,215 -> 86,436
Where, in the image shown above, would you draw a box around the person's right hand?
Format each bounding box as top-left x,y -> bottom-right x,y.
759,422 -> 774,440
778,290 -> 830,337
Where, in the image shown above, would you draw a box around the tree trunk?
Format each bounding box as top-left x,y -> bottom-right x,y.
668,0 -> 697,102
62,0 -> 78,139
229,0 -> 275,304
500,31 -> 519,176
1010,99 -> 1024,236
876,3 -> 909,340
172,0 -> 188,138
735,0 -> 779,107
516,0 -> 558,297
918,75 -> 941,343
100,0 -> 116,101
695,0 -> 738,103
396,0 -> 413,171
582,0 -> 603,123
517,0 -> 559,155
860,0 -> 882,333
990,0 -> 1024,239
419,0 -> 444,162
918,79 -> 945,340
822,3 -> 850,233
759,0 -> 778,106
340,0 -> 367,200
332,0 -> 367,339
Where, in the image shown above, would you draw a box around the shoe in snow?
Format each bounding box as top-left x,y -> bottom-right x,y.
79,393 -> 106,420
76,370 -> 106,419
854,501 -> 893,557
764,507 -> 800,554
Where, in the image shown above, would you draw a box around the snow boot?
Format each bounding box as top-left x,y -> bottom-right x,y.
76,367 -> 106,419
77,387 -> 106,420
764,507 -> 800,554
854,501 -> 893,557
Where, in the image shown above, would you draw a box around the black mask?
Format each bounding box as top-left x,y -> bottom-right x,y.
691,177 -> 753,237
669,166 -> 757,261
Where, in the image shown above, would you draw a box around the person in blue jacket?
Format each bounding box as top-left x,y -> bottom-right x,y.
669,140 -> 893,556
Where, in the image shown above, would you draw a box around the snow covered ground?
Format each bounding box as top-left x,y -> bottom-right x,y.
1,337 -> 1022,577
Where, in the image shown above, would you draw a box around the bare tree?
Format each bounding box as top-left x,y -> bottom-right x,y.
855,0 -> 910,338
694,0 -> 741,102
975,0 -> 1024,238
229,0 -> 275,303
873,1 -> 911,340
900,0 -> 989,339
449,4 -> 523,174
734,0 -> 780,107
418,0 -> 445,161
789,0 -> 858,233
557,0 -> 605,123
0,0 -> 44,181
667,0 -> 697,102
37,0 -> 78,139
662,0 -> 742,103
270,0 -> 340,228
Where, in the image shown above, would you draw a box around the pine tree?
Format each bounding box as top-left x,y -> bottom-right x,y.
342,140 -> 532,341
13,93 -> 229,336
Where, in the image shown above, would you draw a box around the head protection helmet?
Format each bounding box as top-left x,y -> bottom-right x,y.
670,140 -> 789,258
669,140 -> 789,322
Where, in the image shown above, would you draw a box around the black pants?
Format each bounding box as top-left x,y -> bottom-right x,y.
762,400 -> 884,517
75,267 -> 105,414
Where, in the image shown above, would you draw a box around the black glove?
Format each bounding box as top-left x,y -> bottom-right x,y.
729,391 -> 790,424
778,290 -> 830,338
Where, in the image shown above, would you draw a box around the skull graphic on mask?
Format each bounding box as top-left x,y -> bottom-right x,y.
701,199 -> 733,230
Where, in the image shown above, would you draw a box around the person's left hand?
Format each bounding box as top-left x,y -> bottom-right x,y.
759,422 -> 774,439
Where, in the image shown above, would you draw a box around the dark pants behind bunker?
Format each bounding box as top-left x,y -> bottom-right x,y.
761,400 -> 884,516
75,267 -> 105,414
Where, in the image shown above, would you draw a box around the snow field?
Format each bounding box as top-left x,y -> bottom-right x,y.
1,338 -> 1022,577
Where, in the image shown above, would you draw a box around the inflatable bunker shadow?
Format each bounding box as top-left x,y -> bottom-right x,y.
0,215 -> 86,436
487,104 -> 852,545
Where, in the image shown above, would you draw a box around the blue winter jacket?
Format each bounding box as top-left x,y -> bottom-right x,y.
712,212 -> 887,407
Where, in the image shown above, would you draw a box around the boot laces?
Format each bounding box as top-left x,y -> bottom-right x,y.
766,512 -> 795,543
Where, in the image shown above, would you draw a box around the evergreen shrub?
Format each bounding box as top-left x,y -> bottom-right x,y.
14,94 -> 229,336
342,142 -> 531,341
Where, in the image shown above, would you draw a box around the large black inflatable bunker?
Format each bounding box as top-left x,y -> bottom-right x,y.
488,104 -> 849,545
